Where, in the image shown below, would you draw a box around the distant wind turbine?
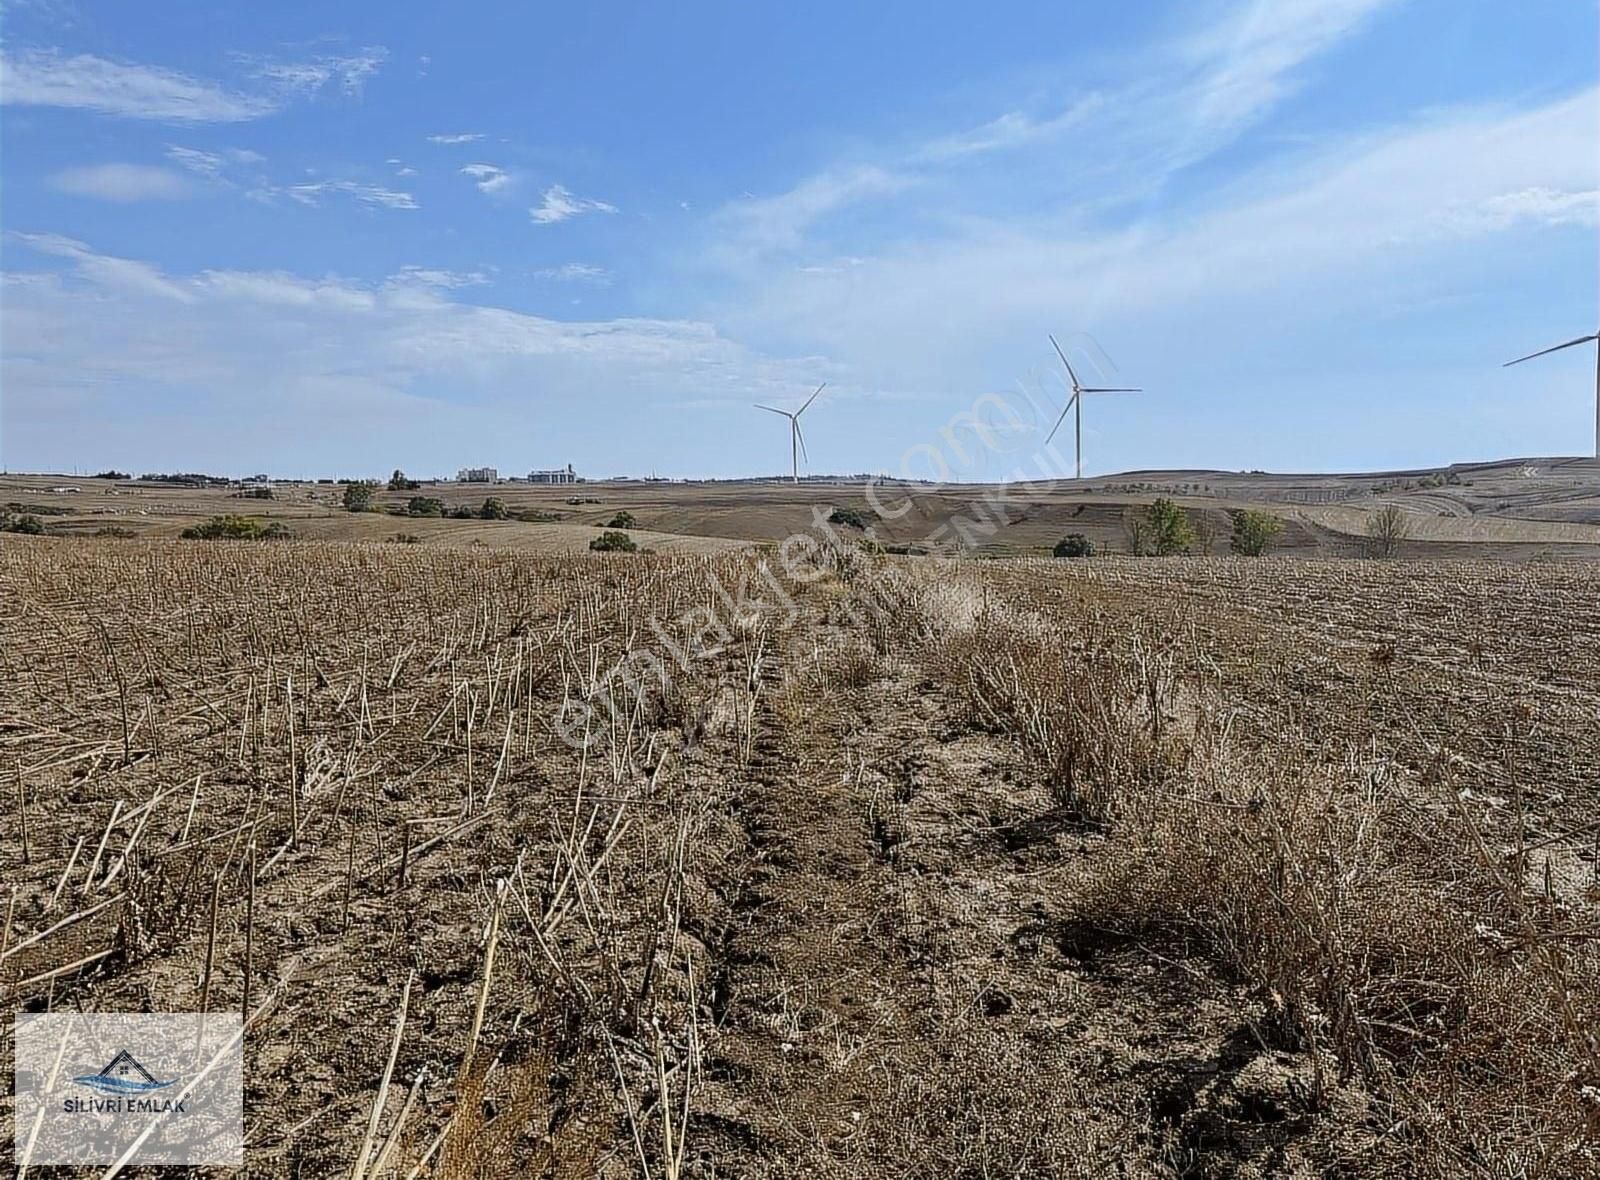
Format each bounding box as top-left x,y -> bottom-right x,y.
1503,330 -> 1600,459
1046,334 -> 1141,480
754,383 -> 825,483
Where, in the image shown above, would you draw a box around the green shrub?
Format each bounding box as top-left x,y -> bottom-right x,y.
388,468 -> 420,491
451,504 -> 477,519
606,511 -> 637,529
179,515 -> 290,541
589,530 -> 638,553
828,506 -> 869,530
341,481 -> 377,512
407,496 -> 446,518
1,513 -> 46,535
480,497 -> 509,520
1146,498 -> 1194,556
1053,533 -> 1094,558
1229,509 -> 1284,556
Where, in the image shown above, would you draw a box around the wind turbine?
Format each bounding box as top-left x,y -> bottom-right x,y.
1046,334 -> 1141,480
754,383 -> 825,484
1503,330 -> 1600,459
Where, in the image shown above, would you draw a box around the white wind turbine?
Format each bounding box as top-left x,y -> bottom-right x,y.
754,383 -> 826,483
1046,334 -> 1141,480
1503,330 -> 1600,459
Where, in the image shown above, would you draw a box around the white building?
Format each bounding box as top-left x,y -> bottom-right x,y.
528,464 -> 578,485
457,467 -> 498,483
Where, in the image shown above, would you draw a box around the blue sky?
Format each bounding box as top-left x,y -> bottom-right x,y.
1,0 -> 1596,479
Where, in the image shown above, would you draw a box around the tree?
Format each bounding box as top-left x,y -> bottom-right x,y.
589,530 -> 638,553
2,513 -> 45,535
406,496 -> 446,518
388,468 -> 420,491
179,515 -> 290,540
1229,509 -> 1284,556
342,481 -> 377,512
480,497 -> 509,520
1366,504 -> 1410,558
1053,533 -> 1094,558
1147,498 -> 1195,555
606,511 -> 637,529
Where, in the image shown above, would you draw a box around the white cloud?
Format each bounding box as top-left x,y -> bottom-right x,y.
0,237 -> 831,471
0,49 -> 276,121
392,266 -> 492,289
1443,187 -> 1599,234
241,46 -> 387,98
427,132 -> 483,144
284,181 -> 418,210
533,263 -> 611,284
10,232 -> 195,302
461,163 -> 511,195
165,144 -> 263,180
50,163 -> 190,201
530,184 -> 618,225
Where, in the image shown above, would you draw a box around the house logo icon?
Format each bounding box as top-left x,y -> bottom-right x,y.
73,1049 -> 176,1096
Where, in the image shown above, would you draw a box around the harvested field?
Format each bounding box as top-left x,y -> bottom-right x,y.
2,537 -> 1598,1176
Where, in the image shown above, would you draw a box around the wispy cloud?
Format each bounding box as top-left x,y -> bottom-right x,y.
460,163 -> 512,195
0,49 -> 276,121
533,262 -> 611,284
10,232 -> 195,302
427,132 -> 483,145
284,181 -> 418,210
1,236 -> 827,472
237,46 -> 387,99
165,144 -> 265,180
530,184 -> 618,225
50,162 -> 190,201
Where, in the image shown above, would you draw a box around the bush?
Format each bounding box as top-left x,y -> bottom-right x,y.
606,511 -> 637,529
179,515 -> 291,541
828,506 -> 869,530
1366,504 -> 1410,558
342,481 -> 377,512
480,497 -> 509,521
1229,510 -> 1284,556
1146,498 -> 1195,556
451,504 -> 476,519
1053,533 -> 1094,558
589,530 -> 638,553
388,468 -> 420,491
93,470 -> 130,480
1,514 -> 46,535
407,496 -> 446,518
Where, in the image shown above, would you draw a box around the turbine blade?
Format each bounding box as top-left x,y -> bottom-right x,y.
795,421 -> 809,463
1082,386 -> 1141,392
796,382 -> 826,417
1043,398 -> 1076,445
1049,333 -> 1083,392
1503,335 -> 1600,366
754,405 -> 791,418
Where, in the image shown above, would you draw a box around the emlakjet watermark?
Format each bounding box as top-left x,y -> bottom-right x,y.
14,1012 -> 244,1167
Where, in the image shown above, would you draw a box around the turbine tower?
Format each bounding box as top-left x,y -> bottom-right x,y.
1046,334 -> 1141,480
1503,331 -> 1600,459
754,383 -> 825,484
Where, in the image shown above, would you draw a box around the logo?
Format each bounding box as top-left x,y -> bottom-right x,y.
72,1050 -> 176,1097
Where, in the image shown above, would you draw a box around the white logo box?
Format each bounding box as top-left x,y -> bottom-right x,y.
14,1013 -> 244,1167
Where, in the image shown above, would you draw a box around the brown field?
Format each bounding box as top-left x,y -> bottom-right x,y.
2,531 -> 1598,1177
8,454 -> 1600,562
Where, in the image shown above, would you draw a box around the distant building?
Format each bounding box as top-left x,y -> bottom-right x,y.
457,467 -> 498,483
528,464 -> 578,484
